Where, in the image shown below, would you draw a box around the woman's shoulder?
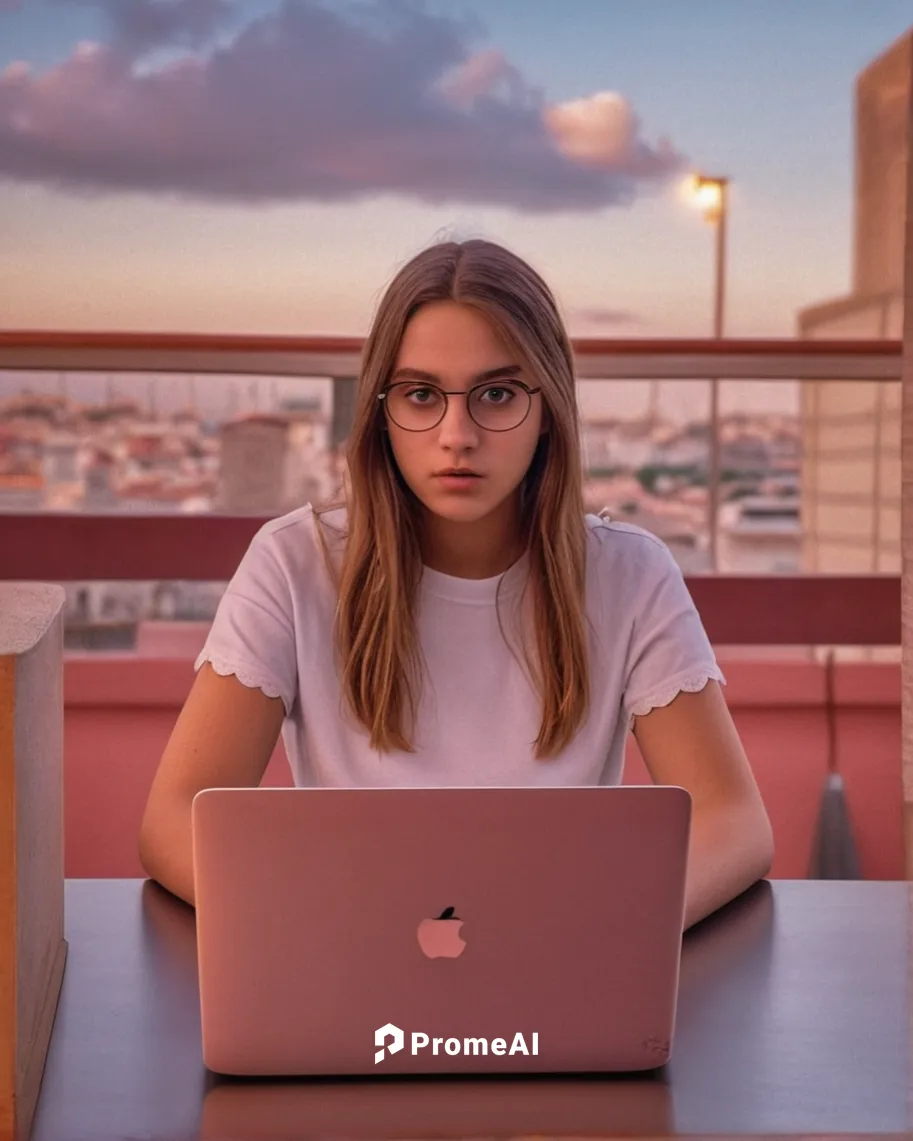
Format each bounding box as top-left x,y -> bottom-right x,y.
583,509 -> 684,595
255,500 -> 347,545
585,509 -> 677,560
238,500 -> 348,590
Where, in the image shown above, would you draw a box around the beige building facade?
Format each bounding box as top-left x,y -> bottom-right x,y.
796,30 -> 910,658
797,31 -> 909,574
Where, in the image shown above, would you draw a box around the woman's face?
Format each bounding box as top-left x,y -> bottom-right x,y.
383,300 -> 545,531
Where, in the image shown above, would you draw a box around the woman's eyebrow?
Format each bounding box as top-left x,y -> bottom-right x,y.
390,364 -> 523,384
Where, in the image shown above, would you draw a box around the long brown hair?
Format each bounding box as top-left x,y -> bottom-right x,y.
313,238 -> 590,759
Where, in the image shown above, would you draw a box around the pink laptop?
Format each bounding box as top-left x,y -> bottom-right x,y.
191,785 -> 691,1077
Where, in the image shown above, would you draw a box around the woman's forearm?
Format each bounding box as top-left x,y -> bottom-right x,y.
682,797 -> 774,931
138,798 -> 196,907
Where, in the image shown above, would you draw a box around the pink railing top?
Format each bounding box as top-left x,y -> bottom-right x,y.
0,331 -> 902,380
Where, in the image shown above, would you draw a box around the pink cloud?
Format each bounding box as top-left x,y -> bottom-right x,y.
574,306 -> 645,326
438,48 -> 532,109
0,0 -> 687,211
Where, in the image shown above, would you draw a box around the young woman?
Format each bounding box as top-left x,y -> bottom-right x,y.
138,239 -> 773,921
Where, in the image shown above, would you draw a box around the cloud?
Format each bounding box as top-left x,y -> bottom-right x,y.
437,47 -> 532,109
544,92 -> 676,177
574,306 -> 645,327
54,0 -> 236,56
0,0 -> 687,211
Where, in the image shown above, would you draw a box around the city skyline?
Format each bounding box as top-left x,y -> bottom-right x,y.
0,367 -> 802,426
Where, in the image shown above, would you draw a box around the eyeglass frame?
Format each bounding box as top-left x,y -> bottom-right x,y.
377,378 -> 542,432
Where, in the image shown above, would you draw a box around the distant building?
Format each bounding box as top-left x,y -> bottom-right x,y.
282,412 -> 334,509
0,471 -> 44,513
796,28 -> 909,577
854,31 -> 909,299
795,28 -> 910,662
656,431 -> 707,469
582,418 -> 658,470
218,416 -> 290,513
718,495 -> 801,575
83,450 -> 119,511
217,411 -> 333,515
43,432 -> 81,484
41,431 -> 84,510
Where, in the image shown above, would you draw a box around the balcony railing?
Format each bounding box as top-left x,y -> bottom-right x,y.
1,331 -> 906,881
0,332 -> 903,649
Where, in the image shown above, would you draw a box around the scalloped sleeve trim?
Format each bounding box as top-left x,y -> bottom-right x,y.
625,666 -> 726,729
194,650 -> 294,718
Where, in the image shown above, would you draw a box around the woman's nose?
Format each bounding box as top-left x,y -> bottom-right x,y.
436,395 -> 480,444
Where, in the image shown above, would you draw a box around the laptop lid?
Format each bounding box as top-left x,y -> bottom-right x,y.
191,785 -> 691,1077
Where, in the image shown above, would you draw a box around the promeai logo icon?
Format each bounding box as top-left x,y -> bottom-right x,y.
374,1022 -> 405,1064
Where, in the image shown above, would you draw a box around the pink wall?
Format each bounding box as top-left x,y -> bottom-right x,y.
63,654 -> 903,881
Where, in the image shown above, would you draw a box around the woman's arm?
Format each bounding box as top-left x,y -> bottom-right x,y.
632,680 -> 774,931
138,663 -> 287,907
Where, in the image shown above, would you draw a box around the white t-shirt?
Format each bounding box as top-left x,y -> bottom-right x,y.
193,503 -> 725,787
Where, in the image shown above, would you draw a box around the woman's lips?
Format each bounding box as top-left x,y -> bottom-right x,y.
433,473 -> 484,490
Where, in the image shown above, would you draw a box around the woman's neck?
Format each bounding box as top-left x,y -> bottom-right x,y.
420,502 -> 525,579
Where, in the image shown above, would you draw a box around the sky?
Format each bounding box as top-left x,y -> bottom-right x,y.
1,0 -> 911,422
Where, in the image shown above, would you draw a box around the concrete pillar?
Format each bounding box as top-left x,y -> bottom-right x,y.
0,583 -> 68,1141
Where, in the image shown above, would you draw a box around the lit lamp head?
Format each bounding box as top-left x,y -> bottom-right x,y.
686,173 -> 727,222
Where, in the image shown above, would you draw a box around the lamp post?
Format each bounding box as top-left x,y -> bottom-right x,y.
689,173 -> 729,571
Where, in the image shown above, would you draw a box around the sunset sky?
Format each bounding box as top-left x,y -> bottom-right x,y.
1,1 -> 911,420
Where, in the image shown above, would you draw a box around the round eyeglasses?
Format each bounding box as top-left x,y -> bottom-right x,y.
378,380 -> 541,432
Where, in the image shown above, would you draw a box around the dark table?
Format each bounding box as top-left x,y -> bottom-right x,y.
28,878 -> 912,1140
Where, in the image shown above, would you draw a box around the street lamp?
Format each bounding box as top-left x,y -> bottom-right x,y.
686,172 -> 730,571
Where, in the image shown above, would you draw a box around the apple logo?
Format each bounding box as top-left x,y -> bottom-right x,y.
416,906 -> 466,959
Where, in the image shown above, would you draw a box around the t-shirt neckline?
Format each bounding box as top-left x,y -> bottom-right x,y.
419,550 -> 530,604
